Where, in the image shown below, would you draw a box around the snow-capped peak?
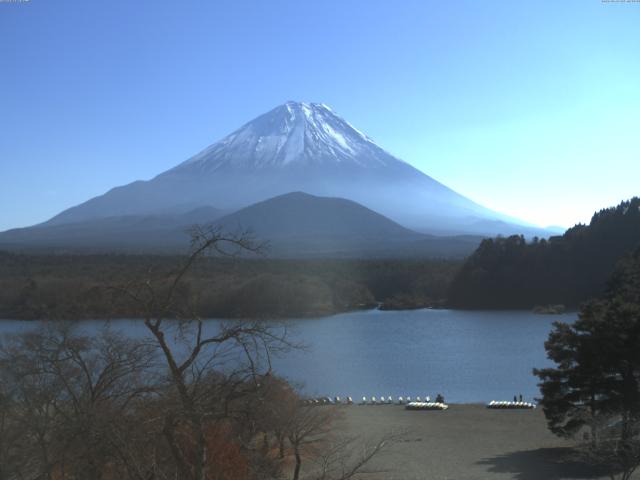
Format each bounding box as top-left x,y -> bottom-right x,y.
173,101 -> 405,173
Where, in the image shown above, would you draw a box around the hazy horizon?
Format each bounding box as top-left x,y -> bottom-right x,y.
1,0 -> 639,231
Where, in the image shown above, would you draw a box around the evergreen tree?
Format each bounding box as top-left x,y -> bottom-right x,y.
450,197 -> 640,309
534,249 -> 640,479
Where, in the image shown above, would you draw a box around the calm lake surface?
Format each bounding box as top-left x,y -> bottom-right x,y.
0,309 -> 576,403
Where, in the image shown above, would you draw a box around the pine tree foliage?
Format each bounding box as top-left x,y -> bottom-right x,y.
534,249 -> 640,479
450,197 -> 640,308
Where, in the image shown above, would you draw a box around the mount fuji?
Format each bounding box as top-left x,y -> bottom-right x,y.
41,101 -> 539,236
0,102 -> 554,255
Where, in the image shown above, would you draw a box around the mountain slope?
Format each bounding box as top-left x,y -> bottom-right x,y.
40,102 -> 544,236
215,191 -> 417,239
214,192 -> 484,257
0,207 -> 224,253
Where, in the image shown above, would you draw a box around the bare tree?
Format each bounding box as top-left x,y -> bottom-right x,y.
268,395 -> 399,480
0,375 -> 23,480
113,225 -> 293,480
0,323 -> 157,480
310,434 -> 397,480
286,404 -> 337,480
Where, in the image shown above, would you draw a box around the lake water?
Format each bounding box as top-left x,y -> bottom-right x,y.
0,309 -> 576,403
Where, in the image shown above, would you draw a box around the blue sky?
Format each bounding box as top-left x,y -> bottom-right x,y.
1,0 -> 639,231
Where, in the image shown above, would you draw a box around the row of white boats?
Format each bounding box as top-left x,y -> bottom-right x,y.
302,395 -> 441,406
358,395 -> 440,405
301,397 -> 537,410
301,397 -> 354,405
486,400 -> 536,409
405,401 -> 449,411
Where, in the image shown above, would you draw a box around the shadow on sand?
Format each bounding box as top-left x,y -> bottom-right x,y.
477,447 -> 613,480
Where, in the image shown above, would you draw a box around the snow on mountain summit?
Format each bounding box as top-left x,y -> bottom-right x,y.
173,102 -> 403,172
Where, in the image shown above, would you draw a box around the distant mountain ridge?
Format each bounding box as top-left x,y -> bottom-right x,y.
0,192 -> 483,258
40,101 -> 550,237
0,206 -> 225,253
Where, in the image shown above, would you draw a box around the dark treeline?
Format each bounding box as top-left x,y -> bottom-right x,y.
449,197 -> 640,309
0,252 -> 460,320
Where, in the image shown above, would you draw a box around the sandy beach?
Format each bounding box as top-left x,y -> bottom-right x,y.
335,404 -> 628,480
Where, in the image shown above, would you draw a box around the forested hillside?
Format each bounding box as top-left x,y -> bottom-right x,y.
448,197 -> 640,309
0,253 -> 459,319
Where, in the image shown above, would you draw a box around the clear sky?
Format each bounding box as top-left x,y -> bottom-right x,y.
1,0 -> 639,231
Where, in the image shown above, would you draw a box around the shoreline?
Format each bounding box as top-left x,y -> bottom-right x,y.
0,305 -> 579,322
